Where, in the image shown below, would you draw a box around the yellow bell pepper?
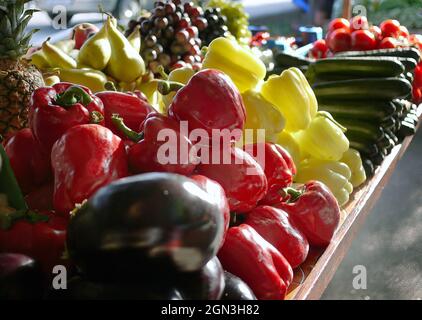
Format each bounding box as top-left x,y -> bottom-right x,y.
162,67 -> 195,108
341,148 -> 366,188
241,90 -> 285,144
202,37 -> 266,93
294,111 -> 349,161
261,67 -> 317,132
276,131 -> 301,167
295,158 -> 353,207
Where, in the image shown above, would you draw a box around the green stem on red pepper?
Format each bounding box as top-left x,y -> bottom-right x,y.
156,80 -> 184,96
283,187 -> 302,203
111,114 -> 144,142
90,111 -> 104,124
55,85 -> 93,107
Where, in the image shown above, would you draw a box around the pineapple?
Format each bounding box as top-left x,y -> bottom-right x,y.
0,0 -> 44,137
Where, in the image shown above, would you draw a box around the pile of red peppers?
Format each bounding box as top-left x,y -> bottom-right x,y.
1,69 -> 341,300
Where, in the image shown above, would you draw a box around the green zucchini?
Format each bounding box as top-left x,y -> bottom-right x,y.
376,135 -> 393,149
397,57 -> 417,73
398,120 -> 416,139
384,128 -> 399,144
308,56 -> 405,78
370,151 -> 385,166
335,47 -> 421,62
335,117 -> 384,141
362,158 -> 375,178
274,52 -> 311,68
313,78 -> 412,100
350,140 -> 379,158
318,100 -> 396,121
381,117 -> 396,131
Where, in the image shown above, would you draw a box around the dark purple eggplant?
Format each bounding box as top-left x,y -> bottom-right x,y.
221,271 -> 256,300
0,253 -> 44,300
175,257 -> 225,300
46,276 -> 184,300
67,173 -> 225,280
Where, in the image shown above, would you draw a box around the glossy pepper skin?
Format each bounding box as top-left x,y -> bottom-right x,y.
261,67 -> 317,132
112,113 -> 197,175
244,143 -> 296,205
241,90 -> 285,144
341,148 -> 366,188
245,206 -> 309,268
221,271 -> 256,300
0,211 -> 68,277
67,173 -> 225,280
202,37 -> 266,93
4,128 -> 51,194
95,91 -> 155,139
218,224 -> 293,300
276,181 -> 341,247
168,69 -> 246,140
196,146 -> 267,213
190,175 -> 230,243
295,158 -> 353,207
29,82 -> 105,154
295,111 -> 349,161
51,124 -> 128,216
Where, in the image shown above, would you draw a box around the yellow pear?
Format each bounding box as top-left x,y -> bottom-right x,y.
57,68 -> 109,93
105,17 -> 145,83
127,25 -> 141,53
42,39 -> 77,69
77,20 -> 111,70
31,49 -> 50,69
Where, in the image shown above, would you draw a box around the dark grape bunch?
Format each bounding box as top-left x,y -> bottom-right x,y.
126,0 -> 230,74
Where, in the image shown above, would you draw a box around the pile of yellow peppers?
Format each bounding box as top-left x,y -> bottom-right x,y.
200,37 -> 367,206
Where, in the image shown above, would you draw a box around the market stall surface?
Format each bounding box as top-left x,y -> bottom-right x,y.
322,129 -> 422,300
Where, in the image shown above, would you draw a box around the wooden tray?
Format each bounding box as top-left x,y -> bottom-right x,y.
286,107 -> 422,300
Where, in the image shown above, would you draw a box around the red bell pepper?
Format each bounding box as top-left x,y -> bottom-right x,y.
244,205 -> 309,268
190,174 -> 230,244
112,113 -> 197,175
218,224 -> 293,300
29,82 -> 105,153
25,183 -> 54,212
4,128 -> 51,194
51,124 -> 128,216
166,69 -> 246,140
95,91 -> 155,139
196,146 -> 267,213
0,210 -> 68,277
244,142 -> 296,205
276,181 -> 340,247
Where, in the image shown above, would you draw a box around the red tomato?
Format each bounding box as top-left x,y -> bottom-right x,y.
327,28 -> 351,53
370,25 -> 382,41
380,19 -> 401,38
409,34 -> 422,50
310,39 -> 329,59
399,26 -> 410,39
351,30 -> 377,50
350,15 -> 369,31
378,37 -> 398,49
328,18 -> 350,32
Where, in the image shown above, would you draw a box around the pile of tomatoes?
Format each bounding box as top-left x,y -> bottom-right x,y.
310,16 -> 421,59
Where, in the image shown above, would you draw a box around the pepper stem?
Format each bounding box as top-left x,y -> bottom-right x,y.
157,65 -> 169,80
90,111 -> 104,124
111,114 -> 144,142
0,210 -> 49,230
283,187 -> 302,203
104,81 -> 117,91
56,85 -> 93,107
156,80 -> 184,96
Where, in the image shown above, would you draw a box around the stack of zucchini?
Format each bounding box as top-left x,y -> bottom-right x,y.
306,48 -> 420,177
